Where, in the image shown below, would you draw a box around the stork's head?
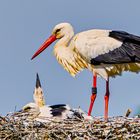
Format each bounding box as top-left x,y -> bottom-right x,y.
31,22 -> 74,60
52,23 -> 74,39
22,103 -> 40,113
15,103 -> 40,119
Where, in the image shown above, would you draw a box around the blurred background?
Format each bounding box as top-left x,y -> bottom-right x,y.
0,0 -> 140,116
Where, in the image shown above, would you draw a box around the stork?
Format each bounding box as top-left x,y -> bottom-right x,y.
21,103 -> 72,122
17,103 -> 89,122
31,22 -> 140,120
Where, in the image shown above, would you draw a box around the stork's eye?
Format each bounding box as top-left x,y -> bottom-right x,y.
24,106 -> 31,110
55,29 -> 61,33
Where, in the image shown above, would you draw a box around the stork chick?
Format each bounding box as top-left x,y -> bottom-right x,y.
20,103 -> 88,122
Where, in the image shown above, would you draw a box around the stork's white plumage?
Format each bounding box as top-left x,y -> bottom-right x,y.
32,22 -> 140,120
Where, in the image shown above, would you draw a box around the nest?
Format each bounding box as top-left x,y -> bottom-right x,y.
0,113 -> 140,140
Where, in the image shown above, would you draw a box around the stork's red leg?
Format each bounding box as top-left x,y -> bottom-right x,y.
88,74 -> 97,116
104,77 -> 110,120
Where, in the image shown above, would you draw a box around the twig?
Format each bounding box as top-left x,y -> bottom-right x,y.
125,108 -> 132,117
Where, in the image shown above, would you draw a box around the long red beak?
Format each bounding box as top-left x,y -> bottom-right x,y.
31,35 -> 57,60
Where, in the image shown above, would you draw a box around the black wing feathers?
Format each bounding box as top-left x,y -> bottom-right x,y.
91,31 -> 140,65
109,31 -> 140,43
49,104 -> 67,116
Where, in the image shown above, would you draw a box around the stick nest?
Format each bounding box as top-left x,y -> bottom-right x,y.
0,113 -> 140,140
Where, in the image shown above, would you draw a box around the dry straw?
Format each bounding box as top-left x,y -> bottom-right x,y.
0,112 -> 140,140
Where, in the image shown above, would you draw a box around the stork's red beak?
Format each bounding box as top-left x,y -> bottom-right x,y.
31,35 -> 57,60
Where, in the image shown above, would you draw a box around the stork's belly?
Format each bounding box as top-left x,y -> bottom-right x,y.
105,63 -> 140,77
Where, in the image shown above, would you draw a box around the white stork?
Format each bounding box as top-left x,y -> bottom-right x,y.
17,103 -> 89,122
21,103 -> 73,122
31,22 -> 140,120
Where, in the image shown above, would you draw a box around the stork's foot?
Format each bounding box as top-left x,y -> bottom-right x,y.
85,115 -> 93,121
